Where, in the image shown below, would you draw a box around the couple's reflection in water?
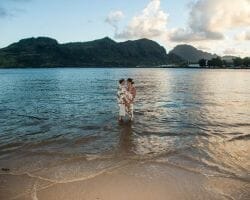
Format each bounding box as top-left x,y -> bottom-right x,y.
117,121 -> 135,157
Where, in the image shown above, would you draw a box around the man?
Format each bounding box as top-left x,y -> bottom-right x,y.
126,78 -> 136,121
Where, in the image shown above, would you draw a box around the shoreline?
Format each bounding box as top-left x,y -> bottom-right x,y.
0,66 -> 250,69
1,160 -> 249,200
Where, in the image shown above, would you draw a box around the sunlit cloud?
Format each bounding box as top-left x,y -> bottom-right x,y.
169,0 -> 250,42
223,48 -> 244,56
235,30 -> 250,41
114,0 -> 169,39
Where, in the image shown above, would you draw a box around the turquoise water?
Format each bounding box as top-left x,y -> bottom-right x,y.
0,68 -> 249,199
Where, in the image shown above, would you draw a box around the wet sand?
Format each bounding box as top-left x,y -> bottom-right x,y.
1,161 -> 249,200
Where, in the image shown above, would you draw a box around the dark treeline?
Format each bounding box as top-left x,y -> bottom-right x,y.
199,57 -> 250,68
0,37 -> 184,68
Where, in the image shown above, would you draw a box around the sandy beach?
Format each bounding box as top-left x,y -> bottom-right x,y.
1,159 -> 249,200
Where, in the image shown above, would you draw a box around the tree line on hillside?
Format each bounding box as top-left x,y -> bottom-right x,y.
199,57 -> 250,68
0,37 -> 184,68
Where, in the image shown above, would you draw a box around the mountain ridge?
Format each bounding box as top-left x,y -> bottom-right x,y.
0,37 -> 184,67
170,44 -> 217,63
0,36 -> 237,68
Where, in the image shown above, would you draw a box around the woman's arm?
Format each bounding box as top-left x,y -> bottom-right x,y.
132,87 -> 136,100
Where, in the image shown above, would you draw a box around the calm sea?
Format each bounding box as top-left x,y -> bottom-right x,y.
0,68 -> 249,199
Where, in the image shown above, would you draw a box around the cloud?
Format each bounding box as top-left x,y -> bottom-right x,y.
170,0 -> 250,42
114,0 -> 168,39
0,0 -> 31,18
169,28 -> 223,42
106,0 -> 250,45
235,31 -> 250,40
223,48 -> 239,55
105,10 -> 124,33
223,48 -> 246,56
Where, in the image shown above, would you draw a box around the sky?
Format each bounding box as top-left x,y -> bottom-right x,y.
0,0 -> 250,57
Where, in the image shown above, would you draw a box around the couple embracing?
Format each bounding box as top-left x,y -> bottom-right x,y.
117,78 -> 136,122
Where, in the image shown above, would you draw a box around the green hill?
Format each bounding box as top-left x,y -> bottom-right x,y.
0,37 -> 183,67
170,44 -> 217,63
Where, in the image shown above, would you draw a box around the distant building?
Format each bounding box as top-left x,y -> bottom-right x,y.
188,63 -> 201,68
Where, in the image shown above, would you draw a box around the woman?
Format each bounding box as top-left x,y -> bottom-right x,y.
117,79 -> 128,122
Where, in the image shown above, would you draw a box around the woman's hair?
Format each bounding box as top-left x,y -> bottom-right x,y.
127,78 -> 133,83
119,79 -> 125,84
